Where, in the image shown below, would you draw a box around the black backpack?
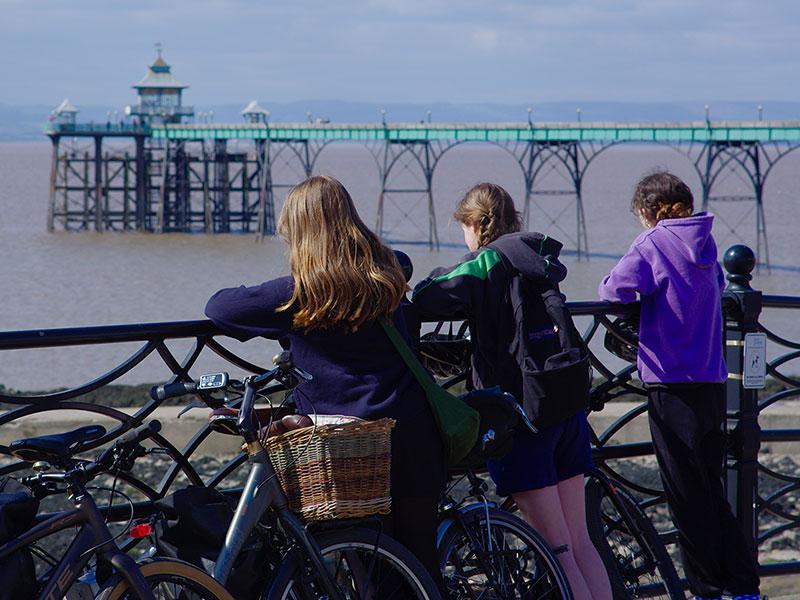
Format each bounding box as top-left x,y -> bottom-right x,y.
0,476 -> 39,600
493,249 -> 591,428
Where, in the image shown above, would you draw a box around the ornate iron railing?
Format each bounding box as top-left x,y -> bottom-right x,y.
0,245 -> 797,579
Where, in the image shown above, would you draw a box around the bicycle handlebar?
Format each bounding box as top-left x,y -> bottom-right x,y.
85,419 -> 162,477
23,420 -> 162,488
113,419 -> 162,448
149,381 -> 198,401
150,353 -> 312,405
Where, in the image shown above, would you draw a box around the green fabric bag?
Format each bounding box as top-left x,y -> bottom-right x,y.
380,317 -> 480,465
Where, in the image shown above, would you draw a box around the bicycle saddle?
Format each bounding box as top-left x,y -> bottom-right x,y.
9,425 -> 107,462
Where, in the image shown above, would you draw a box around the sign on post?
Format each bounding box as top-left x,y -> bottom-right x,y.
743,332 -> 767,389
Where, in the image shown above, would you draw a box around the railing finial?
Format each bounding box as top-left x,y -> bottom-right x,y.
724,244 -> 756,291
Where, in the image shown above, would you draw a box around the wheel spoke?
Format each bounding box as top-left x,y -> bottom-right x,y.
440,509 -> 571,599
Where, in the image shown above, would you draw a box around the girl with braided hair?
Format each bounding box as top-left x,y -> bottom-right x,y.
413,183 -> 612,600
599,172 -> 761,600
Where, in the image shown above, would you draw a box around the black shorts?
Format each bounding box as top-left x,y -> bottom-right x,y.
487,411 -> 592,496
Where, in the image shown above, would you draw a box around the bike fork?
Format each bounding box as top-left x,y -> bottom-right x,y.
278,509 -> 347,600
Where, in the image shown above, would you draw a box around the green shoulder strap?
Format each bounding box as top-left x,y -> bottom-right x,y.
379,316 -> 480,465
379,317 -> 437,393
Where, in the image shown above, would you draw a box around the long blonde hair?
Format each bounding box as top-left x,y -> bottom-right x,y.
277,175 -> 407,332
453,183 -> 522,248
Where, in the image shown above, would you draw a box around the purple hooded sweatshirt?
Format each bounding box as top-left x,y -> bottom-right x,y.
598,213 -> 727,384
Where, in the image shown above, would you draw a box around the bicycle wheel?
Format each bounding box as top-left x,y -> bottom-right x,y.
584,478 -> 684,600
266,526 -> 441,600
438,506 -> 573,599
96,558 -> 234,600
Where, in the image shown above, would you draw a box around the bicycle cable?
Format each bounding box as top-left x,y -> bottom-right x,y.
254,393 -> 319,495
78,480 -> 135,559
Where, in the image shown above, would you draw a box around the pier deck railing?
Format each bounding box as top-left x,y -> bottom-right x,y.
0,244 -> 798,579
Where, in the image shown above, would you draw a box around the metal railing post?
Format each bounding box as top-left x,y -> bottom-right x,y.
722,244 -> 762,560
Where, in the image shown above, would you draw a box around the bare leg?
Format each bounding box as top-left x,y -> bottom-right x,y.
513,485 -> 594,600
557,475 -> 613,600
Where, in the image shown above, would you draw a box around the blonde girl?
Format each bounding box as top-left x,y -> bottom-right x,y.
206,175 -> 446,589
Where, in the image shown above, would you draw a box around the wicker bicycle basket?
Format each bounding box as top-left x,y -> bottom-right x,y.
262,417 -> 395,521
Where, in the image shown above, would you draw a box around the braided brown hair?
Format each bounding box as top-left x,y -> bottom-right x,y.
631,172 -> 694,226
453,183 -> 522,248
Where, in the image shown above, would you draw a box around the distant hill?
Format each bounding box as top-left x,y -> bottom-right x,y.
4,100 -> 800,141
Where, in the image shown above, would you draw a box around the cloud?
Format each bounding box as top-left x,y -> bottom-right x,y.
1,0 -> 799,104
470,28 -> 499,51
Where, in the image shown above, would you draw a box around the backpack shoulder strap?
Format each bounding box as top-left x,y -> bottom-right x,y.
540,285 -> 587,353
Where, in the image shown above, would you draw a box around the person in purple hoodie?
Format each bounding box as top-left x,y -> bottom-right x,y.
599,172 -> 761,600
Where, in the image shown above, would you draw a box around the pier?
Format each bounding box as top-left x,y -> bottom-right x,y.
44,53 -> 800,264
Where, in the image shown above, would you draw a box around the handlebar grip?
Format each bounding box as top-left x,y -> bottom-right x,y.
150,381 -> 197,401
92,420 -> 162,473
116,420 -> 162,447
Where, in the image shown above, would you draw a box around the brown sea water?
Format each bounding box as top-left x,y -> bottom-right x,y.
1,140 -> 799,390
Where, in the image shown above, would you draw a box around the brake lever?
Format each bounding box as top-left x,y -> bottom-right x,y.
145,447 -> 171,456
177,397 -> 210,418
114,444 -> 147,472
293,367 -> 313,382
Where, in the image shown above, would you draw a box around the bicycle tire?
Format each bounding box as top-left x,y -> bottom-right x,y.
438,506 -> 573,599
584,478 -> 684,600
265,526 -> 441,600
96,557 -> 235,600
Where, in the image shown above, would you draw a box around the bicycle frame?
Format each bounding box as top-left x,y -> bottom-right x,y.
583,467 -> 664,563
0,487 -> 155,600
210,375 -> 347,600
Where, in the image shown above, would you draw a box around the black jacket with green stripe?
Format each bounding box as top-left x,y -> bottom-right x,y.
411,232 -> 568,401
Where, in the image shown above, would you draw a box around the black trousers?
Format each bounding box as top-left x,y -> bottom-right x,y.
647,383 -> 760,597
386,411 -> 447,594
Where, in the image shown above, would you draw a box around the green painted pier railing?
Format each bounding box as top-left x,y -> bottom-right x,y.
149,121 -> 800,143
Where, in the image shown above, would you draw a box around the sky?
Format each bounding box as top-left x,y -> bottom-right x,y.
1,0 -> 799,109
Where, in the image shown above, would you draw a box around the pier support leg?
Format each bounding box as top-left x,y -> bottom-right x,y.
255,139 -> 275,238
377,140 -> 441,249
94,136 -> 103,232
203,144 -> 212,233
698,141 -> 774,270
135,136 -> 147,231
511,140 -> 600,259
214,139 -> 230,233
47,136 -> 59,233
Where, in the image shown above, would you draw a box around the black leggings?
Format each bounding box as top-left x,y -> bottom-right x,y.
647,383 -> 760,597
384,495 -> 443,587
388,414 -> 447,591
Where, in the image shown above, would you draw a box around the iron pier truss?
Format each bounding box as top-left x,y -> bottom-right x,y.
44,121 -> 800,264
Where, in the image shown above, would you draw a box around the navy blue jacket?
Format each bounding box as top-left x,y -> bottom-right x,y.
411,232 -> 567,402
205,276 -> 430,423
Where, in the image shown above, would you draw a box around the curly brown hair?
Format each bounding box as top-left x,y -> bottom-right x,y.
631,172 -> 694,225
453,183 -> 522,248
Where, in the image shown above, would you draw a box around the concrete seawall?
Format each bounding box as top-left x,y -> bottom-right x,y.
2,401 -> 799,455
